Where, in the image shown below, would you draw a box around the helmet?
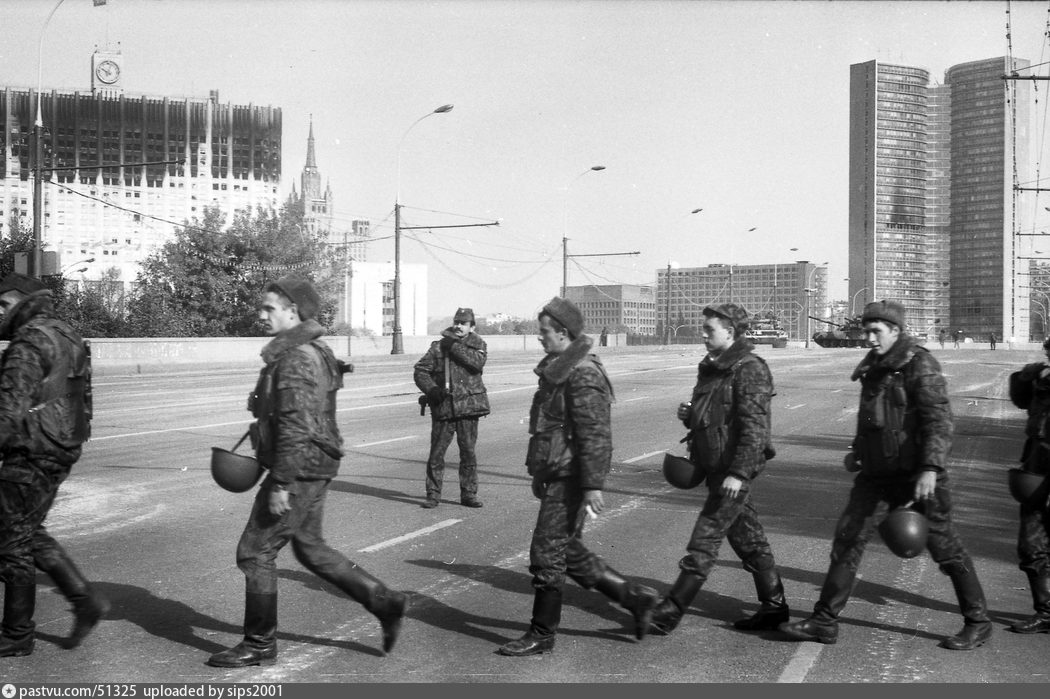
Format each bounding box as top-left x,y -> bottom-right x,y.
211,447 -> 263,493
663,453 -> 705,489
878,505 -> 928,559
1008,468 -> 1048,506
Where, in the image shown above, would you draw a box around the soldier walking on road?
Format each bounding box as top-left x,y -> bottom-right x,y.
497,297 -> 658,656
0,273 -> 106,657
779,300 -> 992,651
413,307 -> 490,509
1006,338 -> 1050,634
208,276 -> 407,668
649,303 -> 788,636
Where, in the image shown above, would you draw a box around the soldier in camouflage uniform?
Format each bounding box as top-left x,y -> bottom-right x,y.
781,300 -> 992,651
208,276 -> 407,668
497,297 -> 658,656
413,307 -> 490,509
0,273 -> 106,657
1006,337 -> 1050,634
649,303 -> 788,636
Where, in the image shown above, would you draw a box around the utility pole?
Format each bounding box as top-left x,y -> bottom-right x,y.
664,261 -> 672,345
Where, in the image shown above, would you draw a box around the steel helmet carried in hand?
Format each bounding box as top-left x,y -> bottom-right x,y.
878,503 -> 929,559
1008,468 -> 1049,506
663,452 -> 705,489
211,432 -> 263,493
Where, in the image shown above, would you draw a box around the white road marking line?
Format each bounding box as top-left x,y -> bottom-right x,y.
624,450 -> 665,463
621,396 -> 649,403
785,404 -> 806,410
778,642 -> 824,683
358,519 -> 462,553
355,436 -> 416,447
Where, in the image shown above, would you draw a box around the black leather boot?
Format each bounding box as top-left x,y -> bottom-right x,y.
498,588 -> 561,656
940,561 -> 992,651
206,592 -> 278,667
649,572 -> 703,636
0,584 -> 36,657
593,567 -> 659,641
36,546 -> 109,649
734,567 -> 790,631
779,563 -> 856,644
323,561 -> 408,655
1011,573 -> 1050,634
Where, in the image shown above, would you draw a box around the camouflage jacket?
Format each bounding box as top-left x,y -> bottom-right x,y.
250,319 -> 344,490
413,329 -> 490,421
526,335 -> 613,490
1009,361 -> 1050,473
0,291 -> 89,474
850,335 -> 953,479
684,338 -> 774,484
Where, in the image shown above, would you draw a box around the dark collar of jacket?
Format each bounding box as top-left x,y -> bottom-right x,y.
700,338 -> 755,374
535,334 -> 594,385
851,334 -> 922,382
261,319 -> 325,364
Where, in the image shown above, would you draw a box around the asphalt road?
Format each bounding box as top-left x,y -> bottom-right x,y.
4,343 -> 1049,684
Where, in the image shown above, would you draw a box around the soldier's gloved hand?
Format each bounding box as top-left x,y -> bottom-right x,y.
531,477 -> 547,499
843,451 -> 862,472
427,386 -> 447,404
440,336 -> 457,351
677,402 -> 691,423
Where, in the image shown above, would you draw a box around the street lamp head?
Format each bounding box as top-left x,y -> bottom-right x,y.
591,165 -> 606,171
691,208 -> 703,214
434,104 -> 454,114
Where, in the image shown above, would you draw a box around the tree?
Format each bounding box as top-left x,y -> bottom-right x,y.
125,203 -> 338,337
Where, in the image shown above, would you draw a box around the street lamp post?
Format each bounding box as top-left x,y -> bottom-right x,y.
562,165 -> 606,297
391,104 -> 453,355
851,287 -> 869,316
31,0 -> 71,279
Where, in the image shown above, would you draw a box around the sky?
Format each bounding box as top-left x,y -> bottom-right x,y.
4,0 -> 1050,319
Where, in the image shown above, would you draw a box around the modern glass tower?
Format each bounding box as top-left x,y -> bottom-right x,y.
848,57 -> 1030,341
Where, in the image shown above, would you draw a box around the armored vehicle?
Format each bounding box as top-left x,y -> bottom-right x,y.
809,316 -> 867,348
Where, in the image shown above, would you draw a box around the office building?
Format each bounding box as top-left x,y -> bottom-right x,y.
563,284 -> 657,335
346,261 -> 427,337
656,261 -> 826,341
848,57 -> 1031,340
1,49 -> 282,283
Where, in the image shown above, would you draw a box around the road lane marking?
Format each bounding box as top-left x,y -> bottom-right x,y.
355,436 -> 416,447
624,450 -> 665,463
778,642 -> 824,683
358,519 -> 462,553
784,403 -> 806,410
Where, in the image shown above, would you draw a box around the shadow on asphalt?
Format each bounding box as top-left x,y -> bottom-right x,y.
51,578 -> 384,658
403,559 -> 646,646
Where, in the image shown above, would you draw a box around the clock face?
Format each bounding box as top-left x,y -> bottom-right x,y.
95,59 -> 120,85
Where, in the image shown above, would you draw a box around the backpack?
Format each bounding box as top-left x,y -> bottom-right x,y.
28,324 -> 93,445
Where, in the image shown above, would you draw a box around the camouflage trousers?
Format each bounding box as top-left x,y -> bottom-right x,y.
679,483 -> 778,580
830,474 -> 971,573
236,477 -> 359,595
425,417 -> 479,498
1017,502 -> 1050,577
529,478 -> 608,591
0,461 -> 67,585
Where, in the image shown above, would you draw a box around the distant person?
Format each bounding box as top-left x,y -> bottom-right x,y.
649,303 -> 787,636
208,276 -> 407,667
497,297 -> 658,656
989,333 -> 997,351
779,300 -> 992,651
599,327 -> 608,347
1006,338 -> 1050,633
413,307 -> 490,509
938,329 -> 945,350
953,330 -> 962,349
0,273 -> 106,657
